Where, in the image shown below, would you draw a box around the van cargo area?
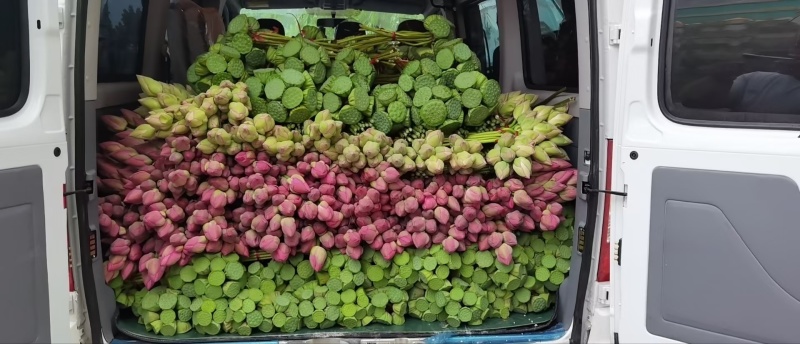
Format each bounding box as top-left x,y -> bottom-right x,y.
73,0 -> 593,342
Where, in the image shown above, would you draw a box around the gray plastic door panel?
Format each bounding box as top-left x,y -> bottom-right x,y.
0,166 -> 51,343
646,167 -> 800,343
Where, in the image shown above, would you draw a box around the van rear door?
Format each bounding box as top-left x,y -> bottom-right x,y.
613,0 -> 800,343
0,1 -> 70,342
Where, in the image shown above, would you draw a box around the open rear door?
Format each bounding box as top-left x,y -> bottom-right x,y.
612,0 -> 800,343
0,1 -> 70,342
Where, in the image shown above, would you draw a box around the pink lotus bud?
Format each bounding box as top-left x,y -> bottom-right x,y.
336,186 -> 353,204
396,230 -> 413,247
496,243 -> 513,265
370,177 -> 388,193
272,243 -> 290,262
242,230 -> 259,248
380,167 -> 401,184
345,245 -> 363,260
159,245 -> 181,267
209,190 -> 227,209
358,224 -> 379,243
127,243 -> 142,261
505,210 -> 524,230
169,232 -> 187,246
434,207 -> 450,225
143,210 -> 165,229
319,232 -> 335,249
421,196 -> 437,211
501,231 -> 518,246
522,214 -> 537,231
259,235 -> 280,253
488,232 -> 503,248
281,218 -> 297,238
311,161 -> 330,179
317,201 -> 334,222
468,220 -> 483,234
121,261 -> 136,280
234,240 -> 250,257
547,202 -> 563,216
185,236 -> 208,253
464,186 -> 482,204
289,175 -> 311,194
442,236 -> 459,253
166,205 -> 185,223
221,227 -> 238,243
203,222 -> 222,241
279,200 -> 296,217
300,226 -> 315,243
104,262 -> 119,283
156,220 -> 176,239
110,238 -> 131,256
380,242 -> 397,260
382,230 -> 398,243
343,230 -> 361,247
446,196 -> 461,213
540,212 -> 560,231
297,201 -> 318,220
309,246 -> 327,272
123,188 -> 144,204
559,186 -> 577,202
453,215 -> 468,231
235,151 -> 255,167
412,232 -> 430,248
319,184 -> 335,196
463,207 -> 478,222
425,219 -> 438,234
481,203 -> 507,218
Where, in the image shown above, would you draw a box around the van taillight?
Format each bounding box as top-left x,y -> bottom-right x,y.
596,140 -> 613,282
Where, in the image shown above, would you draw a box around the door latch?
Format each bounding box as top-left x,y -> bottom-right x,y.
582,181 -> 627,197
64,180 -> 94,196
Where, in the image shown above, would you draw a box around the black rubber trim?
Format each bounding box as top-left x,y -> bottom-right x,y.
75,0 -> 102,342
0,0 -> 30,118
656,0 -> 800,130
569,0 -> 600,341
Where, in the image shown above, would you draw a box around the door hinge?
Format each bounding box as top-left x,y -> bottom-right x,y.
614,238 -> 622,265
609,24 -> 621,45
64,180 -> 94,196
582,181 -> 627,197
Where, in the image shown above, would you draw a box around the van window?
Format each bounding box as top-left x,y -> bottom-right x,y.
461,0 -> 500,80
518,0 -> 579,91
663,0 -> 800,124
98,0 -> 148,83
0,0 -> 27,117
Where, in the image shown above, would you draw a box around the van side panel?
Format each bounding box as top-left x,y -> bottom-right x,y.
647,167 -> 800,343
0,166 -> 51,343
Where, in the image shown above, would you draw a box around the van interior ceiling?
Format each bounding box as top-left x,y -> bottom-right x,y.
78,0 -> 591,342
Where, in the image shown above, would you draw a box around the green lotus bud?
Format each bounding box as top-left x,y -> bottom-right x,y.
519,130 -> 546,145
263,136 -> 278,154
171,120 -> 189,135
367,155 -> 383,167
550,134 -> 573,146
293,142 -> 306,157
276,140 -> 294,156
532,146 -> 552,165
205,85 -> 222,97
344,145 -> 361,163
214,88 -> 233,105
139,97 -> 162,111
334,138 -> 349,154
513,102 -> 529,119
467,140 -> 483,154
253,113 -> 275,135
314,138 -> 331,152
454,151 -> 474,169
319,120 -> 337,139
137,75 -> 163,96
425,130 -> 444,147
415,156 -> 425,170
418,144 -> 434,160
517,112 -> 541,131
305,123 -> 321,140
538,141 -> 561,156
197,139 -> 217,154
547,112 -> 573,127
534,122 -> 556,136
500,147 -> 516,163
130,124 -> 156,140
155,130 -> 172,139
472,153 -> 486,169
190,125 -> 207,138
512,144 -> 535,158
486,148 -> 501,165
425,156 -> 444,175
237,123 -> 258,142
452,138 -> 469,154
228,102 -> 248,122
388,153 -> 404,168
315,109 -> 333,123
532,105 -> 554,121
226,142 -> 243,156
158,93 -> 180,108
434,146 -> 452,161
207,115 -> 221,129
403,156 -> 416,173
363,141 -> 381,159
186,108 -> 208,128
494,161 -> 511,180
201,98 -> 218,117
512,157 -> 532,179
145,112 -> 174,130
271,127 -> 290,143
232,88 -> 248,104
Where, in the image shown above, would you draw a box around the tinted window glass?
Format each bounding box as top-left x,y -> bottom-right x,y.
461,0 -> 500,79
0,0 -> 27,116
98,0 -> 147,83
518,0 -> 579,90
665,0 -> 800,124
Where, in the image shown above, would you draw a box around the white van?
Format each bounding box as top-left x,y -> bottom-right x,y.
2,0 -> 798,343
